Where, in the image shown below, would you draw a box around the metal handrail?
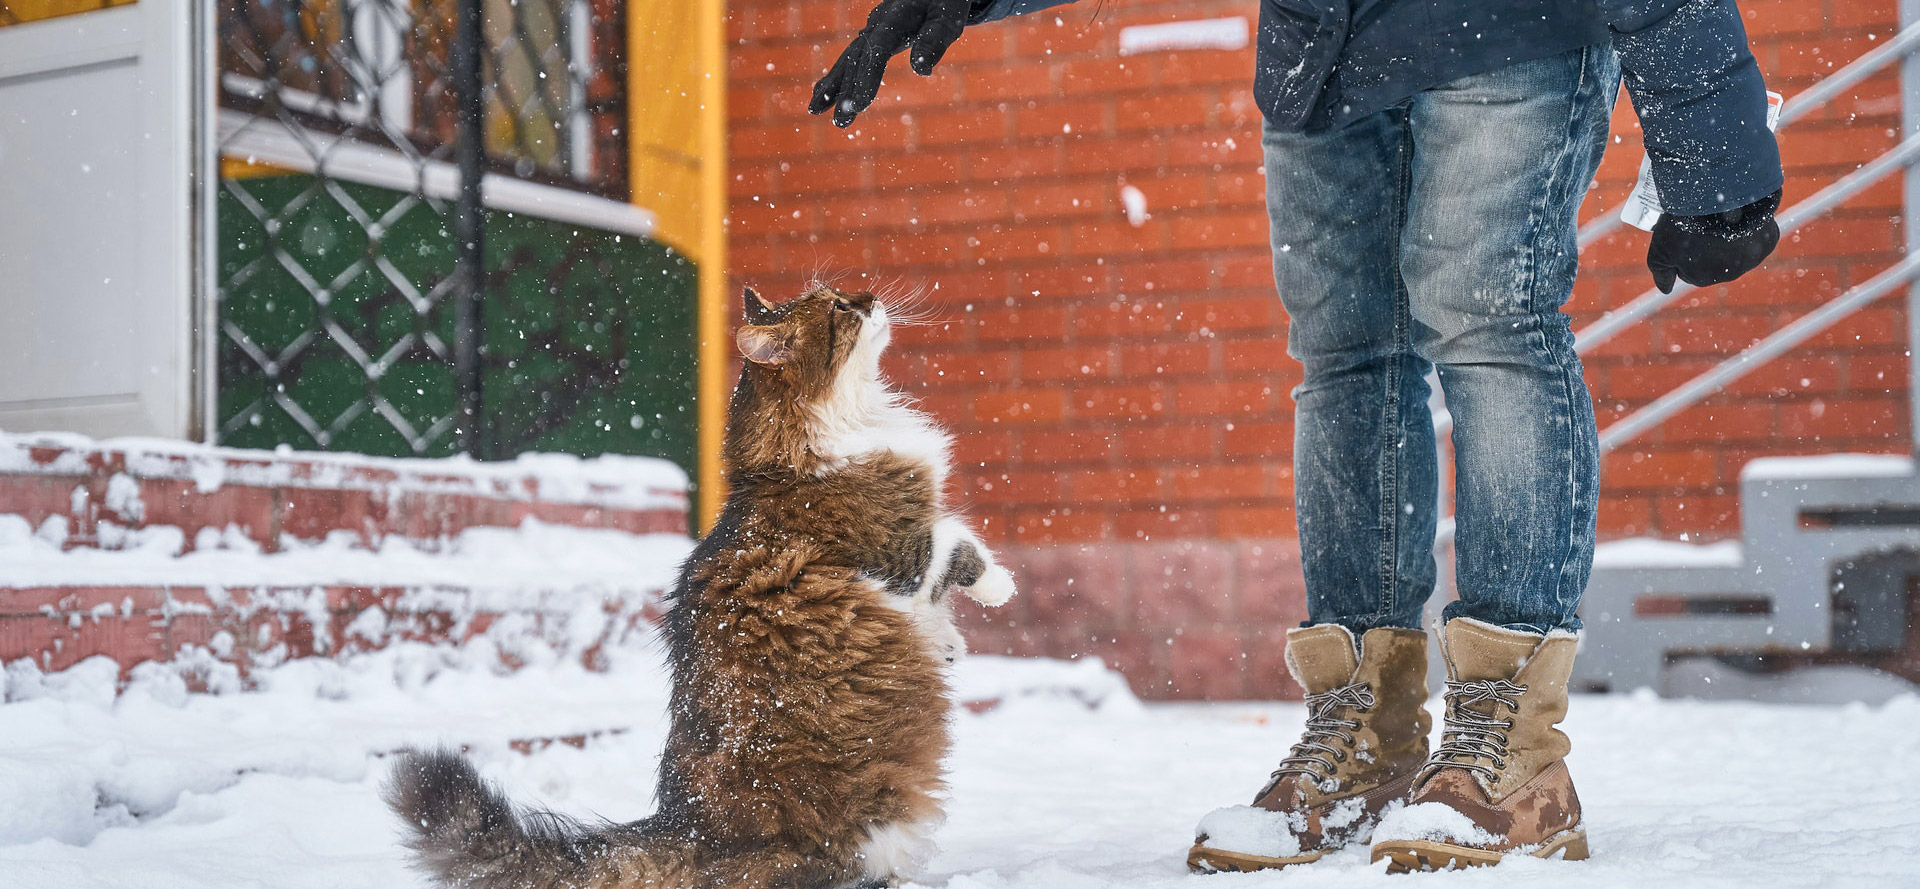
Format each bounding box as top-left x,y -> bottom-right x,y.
1428,131 -> 1920,446
1436,154 -> 1920,549
1576,21 -> 1920,250
1578,130 -> 1920,354
1597,252 -> 1920,451
1429,31 -> 1920,549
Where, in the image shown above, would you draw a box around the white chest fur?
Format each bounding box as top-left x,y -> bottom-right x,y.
808,386 -> 953,488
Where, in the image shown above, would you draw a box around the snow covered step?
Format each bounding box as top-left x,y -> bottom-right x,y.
1577,453 -> 1920,696
0,520 -> 694,679
0,580 -> 665,679
0,432 -> 695,685
0,432 -> 688,553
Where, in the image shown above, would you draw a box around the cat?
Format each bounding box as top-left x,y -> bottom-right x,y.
386,283 -> 1016,889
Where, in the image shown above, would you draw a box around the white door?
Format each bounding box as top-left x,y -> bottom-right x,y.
0,3 -> 198,440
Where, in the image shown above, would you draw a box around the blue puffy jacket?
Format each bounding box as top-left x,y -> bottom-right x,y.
969,0 -> 1783,216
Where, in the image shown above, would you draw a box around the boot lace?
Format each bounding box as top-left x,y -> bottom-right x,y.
1423,678 -> 1526,782
1266,683 -> 1376,790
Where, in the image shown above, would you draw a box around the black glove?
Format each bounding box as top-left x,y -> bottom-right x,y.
1646,189 -> 1782,294
809,0 -> 976,127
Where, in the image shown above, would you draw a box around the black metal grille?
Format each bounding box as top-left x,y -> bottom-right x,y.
213,0 -> 685,464
218,0 -> 618,190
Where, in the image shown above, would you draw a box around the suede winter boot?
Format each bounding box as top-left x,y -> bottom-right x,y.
1370,616 -> 1587,872
1188,625 -> 1430,872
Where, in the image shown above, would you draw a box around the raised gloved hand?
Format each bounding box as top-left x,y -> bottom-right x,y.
1646,189 -> 1782,294
809,0 -> 974,127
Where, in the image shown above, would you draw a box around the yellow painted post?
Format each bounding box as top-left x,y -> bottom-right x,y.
629,0 -> 727,532
694,0 -> 728,532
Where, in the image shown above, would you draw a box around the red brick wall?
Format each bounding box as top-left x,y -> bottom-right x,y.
725,0 -> 1913,698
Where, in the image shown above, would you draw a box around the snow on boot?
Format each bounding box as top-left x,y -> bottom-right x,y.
1188,625 -> 1429,873
1370,617 -> 1587,872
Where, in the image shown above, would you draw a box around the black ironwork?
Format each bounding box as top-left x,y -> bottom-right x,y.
212,0 -> 690,468
452,0 -> 488,458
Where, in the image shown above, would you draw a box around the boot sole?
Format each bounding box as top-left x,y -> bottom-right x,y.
1187,841 -> 1326,873
1370,827 -> 1588,873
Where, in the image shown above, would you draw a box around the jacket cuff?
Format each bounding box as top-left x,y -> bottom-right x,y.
1614,0 -> 1785,216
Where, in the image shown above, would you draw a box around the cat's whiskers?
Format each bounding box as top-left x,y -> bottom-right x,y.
882,311 -> 941,328
872,282 -> 941,328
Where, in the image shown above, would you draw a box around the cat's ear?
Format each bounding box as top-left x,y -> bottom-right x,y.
742,286 -> 779,325
736,325 -> 791,366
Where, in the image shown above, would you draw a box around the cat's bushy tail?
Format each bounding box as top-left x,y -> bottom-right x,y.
384,749 -> 698,889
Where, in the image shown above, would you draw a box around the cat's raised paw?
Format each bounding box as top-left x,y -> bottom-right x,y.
963,562 -> 1017,607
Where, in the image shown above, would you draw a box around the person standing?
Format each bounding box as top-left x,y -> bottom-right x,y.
811,0 -> 1782,871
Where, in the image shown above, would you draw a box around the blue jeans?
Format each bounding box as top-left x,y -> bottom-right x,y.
1263,46 -> 1618,634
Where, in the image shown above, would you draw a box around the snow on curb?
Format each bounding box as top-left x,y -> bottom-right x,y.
0,640 -> 672,846
0,432 -> 689,511
0,515 -> 692,594
952,654 -> 1144,714
1590,536 -> 1744,569
1740,452 -> 1913,481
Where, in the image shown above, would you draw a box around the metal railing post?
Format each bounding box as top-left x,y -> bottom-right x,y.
453,0 -> 489,459
1905,0 -> 1920,461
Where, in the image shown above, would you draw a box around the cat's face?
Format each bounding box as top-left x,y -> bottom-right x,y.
735,285 -> 890,400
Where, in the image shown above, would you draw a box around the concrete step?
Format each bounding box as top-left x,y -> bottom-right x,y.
0,433 -> 686,553
1578,453 -> 1920,695
0,583 -> 663,681
0,434 -> 691,687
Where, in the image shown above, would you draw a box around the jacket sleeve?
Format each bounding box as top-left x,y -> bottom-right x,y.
967,0 -> 1079,26
1604,0 -> 1785,216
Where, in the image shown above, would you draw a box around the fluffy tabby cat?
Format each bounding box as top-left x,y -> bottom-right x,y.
386,284 -> 1016,889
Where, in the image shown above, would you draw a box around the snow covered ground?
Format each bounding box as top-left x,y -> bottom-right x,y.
3,640 -> 1917,889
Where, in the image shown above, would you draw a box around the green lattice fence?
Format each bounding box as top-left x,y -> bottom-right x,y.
216,172 -> 694,469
